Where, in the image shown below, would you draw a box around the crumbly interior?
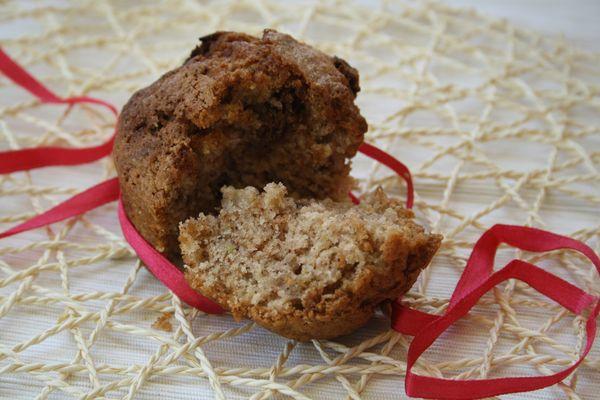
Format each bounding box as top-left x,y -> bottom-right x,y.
180,183 -> 442,341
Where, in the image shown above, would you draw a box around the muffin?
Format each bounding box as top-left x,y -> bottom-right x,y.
180,183 -> 442,341
113,29 -> 367,260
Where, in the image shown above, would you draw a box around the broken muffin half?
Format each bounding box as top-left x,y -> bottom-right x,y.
179,183 -> 442,341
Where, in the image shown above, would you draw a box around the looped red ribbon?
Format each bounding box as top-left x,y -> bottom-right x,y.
0,48 -> 597,399
0,50 -> 117,174
393,225 -> 599,399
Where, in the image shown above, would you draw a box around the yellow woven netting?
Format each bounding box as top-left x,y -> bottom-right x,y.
0,1 -> 599,399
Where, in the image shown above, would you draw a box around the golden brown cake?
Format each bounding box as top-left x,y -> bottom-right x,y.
113,30 -> 367,260
180,183 -> 442,341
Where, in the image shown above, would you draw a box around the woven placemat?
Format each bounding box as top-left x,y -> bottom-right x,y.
0,1 -> 598,399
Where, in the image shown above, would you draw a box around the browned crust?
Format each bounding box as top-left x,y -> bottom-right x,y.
113,30 -> 367,260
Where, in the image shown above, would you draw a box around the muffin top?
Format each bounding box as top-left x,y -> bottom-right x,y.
114,30 -> 367,259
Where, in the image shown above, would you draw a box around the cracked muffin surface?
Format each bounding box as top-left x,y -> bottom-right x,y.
179,183 -> 442,341
113,29 -> 367,260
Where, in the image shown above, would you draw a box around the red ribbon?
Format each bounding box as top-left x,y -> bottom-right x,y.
393,225 -> 599,399
0,48 -> 598,399
0,50 -> 117,174
117,196 -> 224,313
356,141 -> 414,209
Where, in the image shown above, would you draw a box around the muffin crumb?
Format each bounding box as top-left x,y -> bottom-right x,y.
180,183 -> 442,341
152,312 -> 174,332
